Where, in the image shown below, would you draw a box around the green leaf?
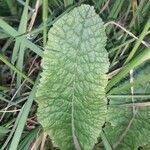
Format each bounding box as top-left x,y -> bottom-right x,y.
18,126 -> 41,150
0,54 -> 34,85
0,126 -> 10,135
101,130 -> 113,150
0,19 -> 43,57
36,4 -> 109,150
106,48 -> 150,92
104,62 -> 150,150
9,76 -> 39,150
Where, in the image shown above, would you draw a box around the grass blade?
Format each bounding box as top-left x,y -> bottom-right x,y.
13,0 -> 29,95
0,126 -> 10,135
11,0 -> 29,64
24,39 -> 43,57
108,74 -> 150,94
9,76 -> 39,150
106,48 -> 150,92
0,54 -> 34,85
6,0 -> 17,16
43,0 -> 48,47
18,126 -> 41,150
16,42 -> 26,96
0,19 -> 18,37
101,130 -> 112,150
64,0 -> 74,7
0,19 -> 43,57
124,17 -> 150,64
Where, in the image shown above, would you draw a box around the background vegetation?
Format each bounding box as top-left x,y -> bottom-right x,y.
0,0 -> 149,149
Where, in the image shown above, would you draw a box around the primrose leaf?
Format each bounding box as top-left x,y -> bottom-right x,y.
104,62 -> 150,150
36,4 -> 109,150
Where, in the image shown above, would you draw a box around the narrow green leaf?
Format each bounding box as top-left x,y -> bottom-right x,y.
9,77 -> 39,150
0,19 -> 19,37
12,0 -> 29,64
124,17 -> 150,64
24,39 -> 43,57
18,0 -> 29,33
104,62 -> 150,149
108,38 -> 135,54
0,94 -> 19,106
0,30 -> 10,39
0,86 -> 9,91
1,37 -> 13,53
6,0 -> 17,16
101,130 -> 113,150
106,48 -> 150,92
36,4 -> 109,150
43,0 -> 48,47
16,41 -> 26,96
64,0 -> 74,7
109,74 -> 150,94
11,39 -> 20,64
1,108 -> 24,150
18,127 -> 41,150
0,19 -> 43,57
106,0 -> 125,34
12,0 -> 29,94
0,54 -> 34,85
0,126 -> 10,134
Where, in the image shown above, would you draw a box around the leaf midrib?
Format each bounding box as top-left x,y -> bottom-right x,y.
70,7 -> 90,150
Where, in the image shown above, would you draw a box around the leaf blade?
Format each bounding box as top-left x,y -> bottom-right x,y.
36,4 -> 109,150
104,62 -> 150,149
9,76 -> 39,150
106,48 -> 150,92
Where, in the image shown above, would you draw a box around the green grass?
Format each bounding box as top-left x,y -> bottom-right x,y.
0,0 -> 150,149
